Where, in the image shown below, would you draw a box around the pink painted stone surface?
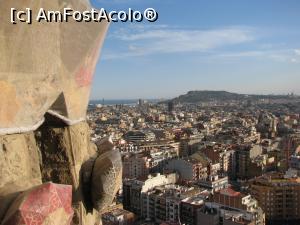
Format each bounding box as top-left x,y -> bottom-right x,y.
2,183 -> 73,225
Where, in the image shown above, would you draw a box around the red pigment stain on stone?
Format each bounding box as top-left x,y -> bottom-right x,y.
75,38 -> 103,87
75,66 -> 93,87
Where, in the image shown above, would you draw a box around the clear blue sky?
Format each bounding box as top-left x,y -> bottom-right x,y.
90,0 -> 300,100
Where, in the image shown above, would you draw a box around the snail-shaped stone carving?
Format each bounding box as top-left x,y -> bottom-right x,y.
81,137 -> 122,212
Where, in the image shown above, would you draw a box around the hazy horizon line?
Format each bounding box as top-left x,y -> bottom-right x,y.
90,89 -> 299,101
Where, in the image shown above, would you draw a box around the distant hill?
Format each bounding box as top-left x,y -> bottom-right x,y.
164,90 -> 294,104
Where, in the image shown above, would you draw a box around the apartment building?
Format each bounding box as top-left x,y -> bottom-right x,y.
250,173 -> 300,224
197,187 -> 265,225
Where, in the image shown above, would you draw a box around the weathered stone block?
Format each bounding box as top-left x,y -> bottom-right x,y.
0,133 -> 42,220
0,0 -> 109,135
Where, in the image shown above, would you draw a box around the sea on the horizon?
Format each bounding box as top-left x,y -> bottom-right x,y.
89,99 -> 160,106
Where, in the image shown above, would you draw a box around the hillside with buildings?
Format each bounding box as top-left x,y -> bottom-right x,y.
166,90 -> 299,104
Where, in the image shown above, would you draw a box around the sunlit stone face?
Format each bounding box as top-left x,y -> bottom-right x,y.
0,0 -> 109,134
